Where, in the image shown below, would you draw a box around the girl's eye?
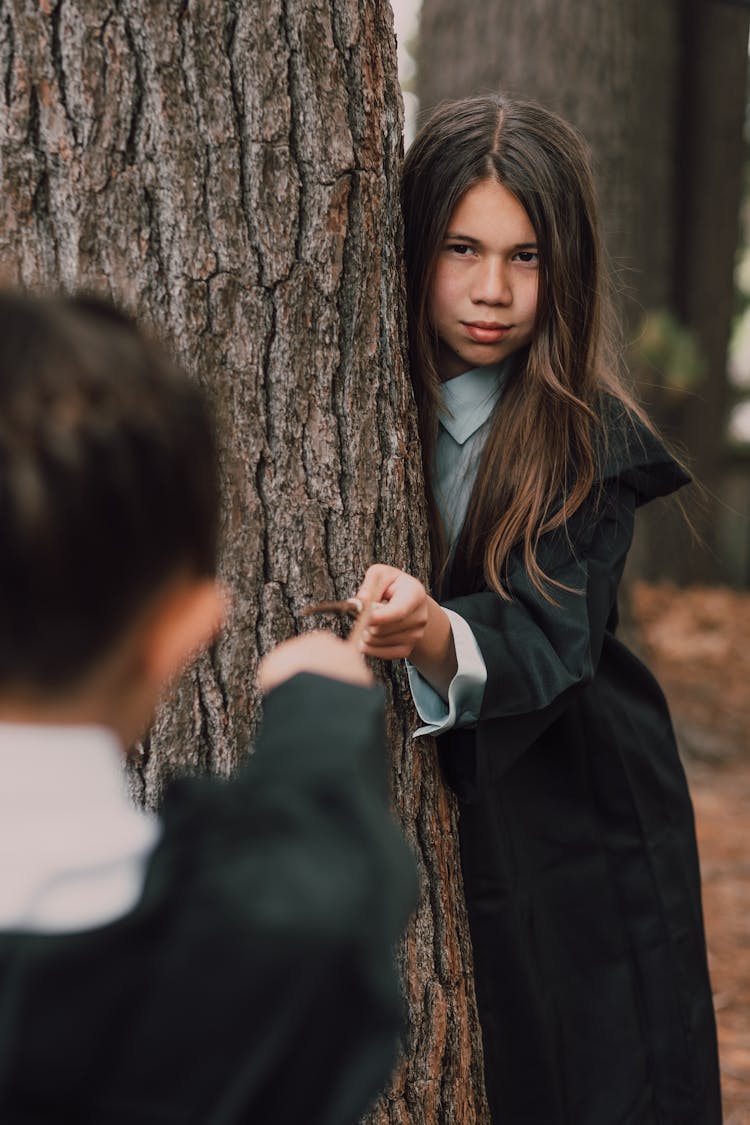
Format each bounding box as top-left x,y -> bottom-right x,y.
446,243 -> 474,257
514,250 -> 539,265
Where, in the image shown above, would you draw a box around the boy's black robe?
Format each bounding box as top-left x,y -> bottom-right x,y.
440,408 -> 722,1125
0,675 -> 417,1124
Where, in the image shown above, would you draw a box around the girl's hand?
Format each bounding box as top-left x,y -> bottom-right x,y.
356,564 -> 429,660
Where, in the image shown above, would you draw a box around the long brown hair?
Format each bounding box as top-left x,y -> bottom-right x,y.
403,94 -> 644,598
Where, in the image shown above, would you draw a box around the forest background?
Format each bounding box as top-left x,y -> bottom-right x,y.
1,0 -> 749,1120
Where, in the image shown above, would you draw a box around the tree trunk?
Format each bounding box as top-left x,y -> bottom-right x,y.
0,1 -> 488,1120
417,0 -> 749,584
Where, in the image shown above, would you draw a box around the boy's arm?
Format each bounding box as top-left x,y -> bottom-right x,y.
161,645 -> 417,1124
245,664 -> 416,939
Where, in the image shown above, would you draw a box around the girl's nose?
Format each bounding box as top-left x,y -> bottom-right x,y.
471,257 -> 512,306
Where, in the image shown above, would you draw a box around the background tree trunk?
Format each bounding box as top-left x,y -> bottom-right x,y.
417,0 -> 750,584
0,1 -> 489,1119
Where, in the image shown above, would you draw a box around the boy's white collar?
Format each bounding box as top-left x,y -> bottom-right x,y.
0,721 -> 160,933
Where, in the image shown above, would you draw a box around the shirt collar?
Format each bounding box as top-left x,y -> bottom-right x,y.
0,721 -> 160,932
0,721 -> 126,800
438,359 -> 512,445
0,721 -> 155,865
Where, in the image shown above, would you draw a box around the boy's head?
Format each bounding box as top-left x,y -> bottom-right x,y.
0,291 -> 220,706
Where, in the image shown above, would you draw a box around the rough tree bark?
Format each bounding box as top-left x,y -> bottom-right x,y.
0,1 -> 488,1120
417,0 -> 749,584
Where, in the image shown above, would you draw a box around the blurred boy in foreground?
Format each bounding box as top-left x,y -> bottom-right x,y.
0,292 -> 416,1123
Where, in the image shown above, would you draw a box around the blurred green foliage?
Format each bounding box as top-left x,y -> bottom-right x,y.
631,309 -> 707,402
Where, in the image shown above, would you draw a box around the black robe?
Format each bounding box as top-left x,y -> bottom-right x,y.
0,674 -> 417,1124
439,409 -> 722,1124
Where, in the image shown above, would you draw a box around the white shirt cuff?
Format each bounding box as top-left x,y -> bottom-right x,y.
406,608 -> 487,738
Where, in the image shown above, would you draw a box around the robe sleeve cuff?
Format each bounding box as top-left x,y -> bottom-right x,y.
406,608 -> 487,738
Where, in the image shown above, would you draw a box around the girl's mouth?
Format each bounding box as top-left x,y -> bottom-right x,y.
464,322 -> 511,344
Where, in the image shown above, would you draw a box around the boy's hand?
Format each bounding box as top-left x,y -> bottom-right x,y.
257,630 -> 373,695
355,564 -> 429,660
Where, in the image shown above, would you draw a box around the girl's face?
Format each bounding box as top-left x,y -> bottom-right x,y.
429,178 -> 539,381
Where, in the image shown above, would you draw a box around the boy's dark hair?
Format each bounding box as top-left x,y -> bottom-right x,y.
0,291 -> 219,693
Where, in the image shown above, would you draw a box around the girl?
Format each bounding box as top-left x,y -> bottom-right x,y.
357,96 -> 721,1124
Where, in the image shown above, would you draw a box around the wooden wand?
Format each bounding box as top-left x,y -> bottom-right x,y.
302,596 -> 375,646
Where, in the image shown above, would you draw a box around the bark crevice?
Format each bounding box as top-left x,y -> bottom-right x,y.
50,0 -> 76,144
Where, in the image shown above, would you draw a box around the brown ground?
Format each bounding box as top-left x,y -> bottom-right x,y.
632,584 -> 750,1123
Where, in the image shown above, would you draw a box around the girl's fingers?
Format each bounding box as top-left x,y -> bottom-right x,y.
355,566 -> 428,652
361,642 -> 416,661
363,617 -> 424,643
370,582 -> 427,624
356,564 -> 400,607
347,601 -> 376,649
359,622 -> 425,661
362,629 -> 422,650
368,600 -> 413,626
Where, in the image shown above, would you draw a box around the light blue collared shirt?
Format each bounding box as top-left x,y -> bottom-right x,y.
408,361 -> 512,738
